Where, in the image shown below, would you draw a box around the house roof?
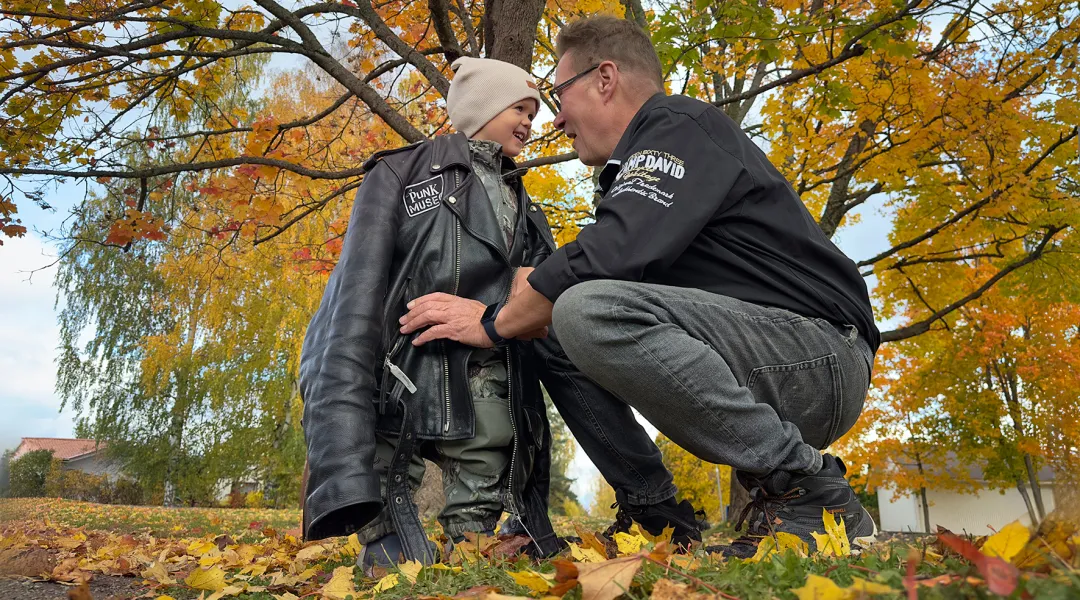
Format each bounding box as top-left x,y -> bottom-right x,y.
893,451 -> 1056,484
13,438 -> 106,461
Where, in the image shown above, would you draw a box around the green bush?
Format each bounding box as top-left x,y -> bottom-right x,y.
45,465 -> 112,502
8,450 -> 55,498
244,490 -> 265,508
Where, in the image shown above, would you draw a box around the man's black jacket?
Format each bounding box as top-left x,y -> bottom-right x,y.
529,93 -> 880,351
299,133 -> 561,560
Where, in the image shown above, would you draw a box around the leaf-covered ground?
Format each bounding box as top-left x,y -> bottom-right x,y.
1,499 -> 1078,600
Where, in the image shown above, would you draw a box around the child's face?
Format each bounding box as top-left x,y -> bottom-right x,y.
472,99 -> 538,157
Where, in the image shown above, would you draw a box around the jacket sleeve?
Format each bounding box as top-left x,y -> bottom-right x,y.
299,160 -> 403,540
528,108 -> 740,302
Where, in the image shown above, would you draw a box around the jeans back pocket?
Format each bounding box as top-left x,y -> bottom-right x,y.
746,354 -> 842,449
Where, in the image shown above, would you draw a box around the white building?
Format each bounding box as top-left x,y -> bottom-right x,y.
12,437 -> 123,480
878,462 -> 1056,535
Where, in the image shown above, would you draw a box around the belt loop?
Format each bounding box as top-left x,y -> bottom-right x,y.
845,324 -> 858,347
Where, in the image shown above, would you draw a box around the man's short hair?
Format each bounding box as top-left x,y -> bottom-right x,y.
555,16 -> 664,91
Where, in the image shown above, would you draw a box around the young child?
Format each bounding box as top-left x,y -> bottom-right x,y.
298,57 -> 561,571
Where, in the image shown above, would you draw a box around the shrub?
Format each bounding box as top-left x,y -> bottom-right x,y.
244,490 -> 265,508
8,450 -> 55,498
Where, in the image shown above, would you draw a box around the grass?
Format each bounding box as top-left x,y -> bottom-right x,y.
0,497 -> 302,542
1,498 -> 1078,599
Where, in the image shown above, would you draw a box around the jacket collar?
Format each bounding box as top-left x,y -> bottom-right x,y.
430,132 -> 523,175
428,132 -> 472,174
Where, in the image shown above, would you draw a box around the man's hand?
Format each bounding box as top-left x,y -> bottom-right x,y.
400,293 -> 494,348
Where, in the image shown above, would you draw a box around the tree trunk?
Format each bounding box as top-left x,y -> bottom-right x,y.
1023,454 -> 1046,521
488,0 -> 546,70
727,479 -> 751,526
162,402 -> 184,507
999,361 -> 1046,522
1016,477 -> 1038,524
919,487 -> 931,533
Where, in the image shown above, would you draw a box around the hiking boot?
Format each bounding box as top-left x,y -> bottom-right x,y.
357,533 -> 439,576
603,497 -> 708,548
707,454 -> 877,559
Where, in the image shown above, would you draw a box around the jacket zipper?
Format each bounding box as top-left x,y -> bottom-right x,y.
381,278 -> 415,410
444,170 -> 462,432
503,268 -> 519,515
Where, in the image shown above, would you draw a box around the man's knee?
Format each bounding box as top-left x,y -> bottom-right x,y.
551,280 -> 623,357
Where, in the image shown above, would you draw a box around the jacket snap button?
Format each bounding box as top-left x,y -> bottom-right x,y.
395,496 -> 403,504
529,205 -> 538,212
448,196 -> 457,204
432,163 -> 441,170
394,475 -> 402,482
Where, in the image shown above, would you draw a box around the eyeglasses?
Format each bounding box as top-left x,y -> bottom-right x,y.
550,64 -> 599,112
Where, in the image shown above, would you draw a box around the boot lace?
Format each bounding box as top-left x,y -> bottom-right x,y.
727,487 -> 803,549
602,502 -> 636,539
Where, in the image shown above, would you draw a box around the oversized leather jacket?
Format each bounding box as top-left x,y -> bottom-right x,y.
299,133 -> 560,561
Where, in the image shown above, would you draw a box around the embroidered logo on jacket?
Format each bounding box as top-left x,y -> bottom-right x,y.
610,150 -> 684,208
403,175 -> 443,217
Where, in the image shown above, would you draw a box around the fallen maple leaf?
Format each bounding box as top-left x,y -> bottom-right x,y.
980,520 -> 1030,562
373,572 -> 400,593
320,565 -> 357,600
938,531 -> 1018,596
1012,516 -> 1078,570
508,568 -> 553,594
748,531 -> 808,562
206,584 -> 245,600
489,534 -> 533,559
574,524 -> 610,558
613,532 -> 649,556
141,562 -> 177,585
185,566 -> 228,592
631,523 -> 674,546
811,509 -> 850,557
340,533 -> 362,558
51,557 -> 92,584
569,542 -> 606,563
294,543 -> 329,563
576,554 -> 643,600
399,559 -> 423,583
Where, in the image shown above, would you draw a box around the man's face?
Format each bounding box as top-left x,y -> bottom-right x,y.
552,53 -> 610,167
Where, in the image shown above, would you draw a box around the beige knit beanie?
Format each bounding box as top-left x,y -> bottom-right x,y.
447,57 -> 543,137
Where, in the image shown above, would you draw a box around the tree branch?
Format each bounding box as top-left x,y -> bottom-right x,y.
429,0 -> 465,65
880,225 -> 1068,343
859,126 -> 1078,268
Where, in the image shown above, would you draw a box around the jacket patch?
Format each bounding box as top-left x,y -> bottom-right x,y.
611,150 -> 684,207
403,175 -> 444,217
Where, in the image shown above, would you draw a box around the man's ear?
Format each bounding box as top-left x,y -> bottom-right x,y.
596,60 -> 620,103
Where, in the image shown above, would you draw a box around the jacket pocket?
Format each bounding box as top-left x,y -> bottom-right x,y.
379,278 -> 416,412
746,354 -> 842,449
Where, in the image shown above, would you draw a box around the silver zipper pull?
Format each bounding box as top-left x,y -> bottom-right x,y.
384,358 -> 417,393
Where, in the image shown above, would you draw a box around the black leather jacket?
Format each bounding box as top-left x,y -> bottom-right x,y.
299,133 -> 560,560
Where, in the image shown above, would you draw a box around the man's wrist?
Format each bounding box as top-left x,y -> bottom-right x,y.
480,303 -> 508,347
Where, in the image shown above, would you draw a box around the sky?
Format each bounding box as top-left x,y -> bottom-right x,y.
0,43 -> 898,509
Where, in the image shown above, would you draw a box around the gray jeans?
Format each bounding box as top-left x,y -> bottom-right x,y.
546,280 -> 874,494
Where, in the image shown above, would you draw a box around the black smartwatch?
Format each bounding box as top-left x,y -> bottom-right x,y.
481,303 -> 509,347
